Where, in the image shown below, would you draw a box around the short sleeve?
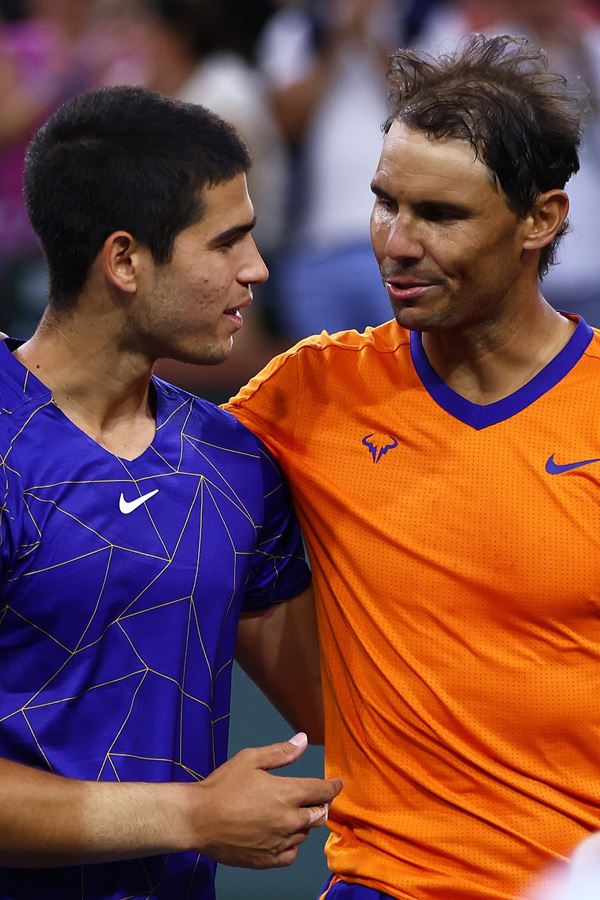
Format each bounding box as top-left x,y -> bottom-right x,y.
241,441 -> 310,612
0,441 -> 26,581
0,464 -> 11,574
225,345 -> 301,459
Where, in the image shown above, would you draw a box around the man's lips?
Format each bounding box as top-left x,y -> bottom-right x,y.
384,279 -> 438,302
223,295 -> 252,326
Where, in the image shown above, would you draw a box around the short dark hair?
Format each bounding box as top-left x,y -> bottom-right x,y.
23,85 -> 251,308
385,34 -> 586,276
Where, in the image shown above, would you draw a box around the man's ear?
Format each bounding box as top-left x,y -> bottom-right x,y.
100,231 -> 146,294
522,189 -> 569,253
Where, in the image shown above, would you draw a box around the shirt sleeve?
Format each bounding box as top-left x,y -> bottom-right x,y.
241,440 -> 310,613
0,465 -> 11,576
224,345 -> 301,460
0,441 -> 27,582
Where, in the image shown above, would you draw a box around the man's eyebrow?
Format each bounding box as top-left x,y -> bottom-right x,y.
370,181 -> 393,200
415,199 -> 472,216
210,217 -> 257,246
371,182 -> 471,216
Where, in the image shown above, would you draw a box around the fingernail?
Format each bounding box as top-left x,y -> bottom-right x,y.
289,732 -> 308,747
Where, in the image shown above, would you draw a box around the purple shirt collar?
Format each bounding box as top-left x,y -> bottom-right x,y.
409,316 -> 594,430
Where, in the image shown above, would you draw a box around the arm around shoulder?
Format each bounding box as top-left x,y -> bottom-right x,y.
236,586 -> 324,744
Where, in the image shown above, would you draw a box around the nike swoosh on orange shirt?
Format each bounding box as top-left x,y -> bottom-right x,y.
545,454 -> 600,475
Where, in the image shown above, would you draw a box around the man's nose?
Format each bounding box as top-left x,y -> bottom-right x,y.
384,216 -> 425,262
242,238 -> 269,285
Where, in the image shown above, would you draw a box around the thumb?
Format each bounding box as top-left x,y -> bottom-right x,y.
257,732 -> 309,771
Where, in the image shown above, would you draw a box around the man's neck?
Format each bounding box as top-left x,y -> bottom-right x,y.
421,298 -> 577,405
14,309 -> 157,460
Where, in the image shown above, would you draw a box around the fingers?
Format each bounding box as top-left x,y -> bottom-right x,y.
264,846 -> 300,869
192,737 -> 343,870
327,777 -> 344,799
293,776 -> 342,831
268,830 -> 308,867
221,735 -> 343,854
231,845 -> 302,870
288,732 -> 308,751
240,829 -> 309,870
279,830 -> 309,849
254,732 -> 309,772
284,775 -> 344,806
271,773 -> 343,833
307,802 -> 329,827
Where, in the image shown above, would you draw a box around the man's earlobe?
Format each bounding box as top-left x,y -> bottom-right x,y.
101,232 -> 140,294
522,190 -> 569,252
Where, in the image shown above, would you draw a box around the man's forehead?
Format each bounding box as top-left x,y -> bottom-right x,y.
375,120 -> 497,192
199,174 -> 254,220
383,120 -> 479,165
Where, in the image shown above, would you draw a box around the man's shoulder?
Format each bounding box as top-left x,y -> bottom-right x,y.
225,320 -> 410,437
286,319 -> 407,359
0,349 -> 51,454
236,320 -> 408,388
153,375 -> 267,456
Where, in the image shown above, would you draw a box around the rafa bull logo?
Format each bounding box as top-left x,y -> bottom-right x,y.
362,433 -> 399,464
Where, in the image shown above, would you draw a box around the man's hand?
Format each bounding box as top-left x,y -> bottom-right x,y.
187,732 -> 343,868
0,735 -> 341,869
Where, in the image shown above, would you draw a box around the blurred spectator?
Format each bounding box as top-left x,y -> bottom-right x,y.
415,0 -> 600,327
142,0 -> 287,269
0,0 -> 148,337
401,0 -> 447,43
256,0 -> 404,338
134,0 -> 290,396
0,0 -> 94,336
0,0 -> 289,395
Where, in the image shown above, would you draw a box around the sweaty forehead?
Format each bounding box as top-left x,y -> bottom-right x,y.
374,121 -> 497,197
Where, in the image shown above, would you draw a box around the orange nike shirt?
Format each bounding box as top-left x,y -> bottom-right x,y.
226,316 -> 600,899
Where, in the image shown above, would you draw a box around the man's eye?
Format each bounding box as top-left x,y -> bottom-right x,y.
376,196 -> 396,212
419,204 -> 467,222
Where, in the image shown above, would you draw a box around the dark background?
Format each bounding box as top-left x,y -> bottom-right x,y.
217,665 -> 329,899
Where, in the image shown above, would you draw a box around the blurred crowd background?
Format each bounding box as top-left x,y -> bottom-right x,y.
2,0 -> 600,407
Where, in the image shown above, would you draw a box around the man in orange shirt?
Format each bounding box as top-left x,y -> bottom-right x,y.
228,34 -> 600,900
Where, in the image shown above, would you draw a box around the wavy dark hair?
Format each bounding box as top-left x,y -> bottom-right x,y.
385,34 -> 587,276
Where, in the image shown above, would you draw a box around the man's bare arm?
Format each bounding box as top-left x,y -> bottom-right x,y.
0,735 -> 341,868
236,587 -> 324,744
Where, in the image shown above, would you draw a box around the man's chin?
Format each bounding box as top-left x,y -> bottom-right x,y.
392,304 -> 455,333
190,350 -> 229,367
392,307 -> 430,332
164,342 -> 231,368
